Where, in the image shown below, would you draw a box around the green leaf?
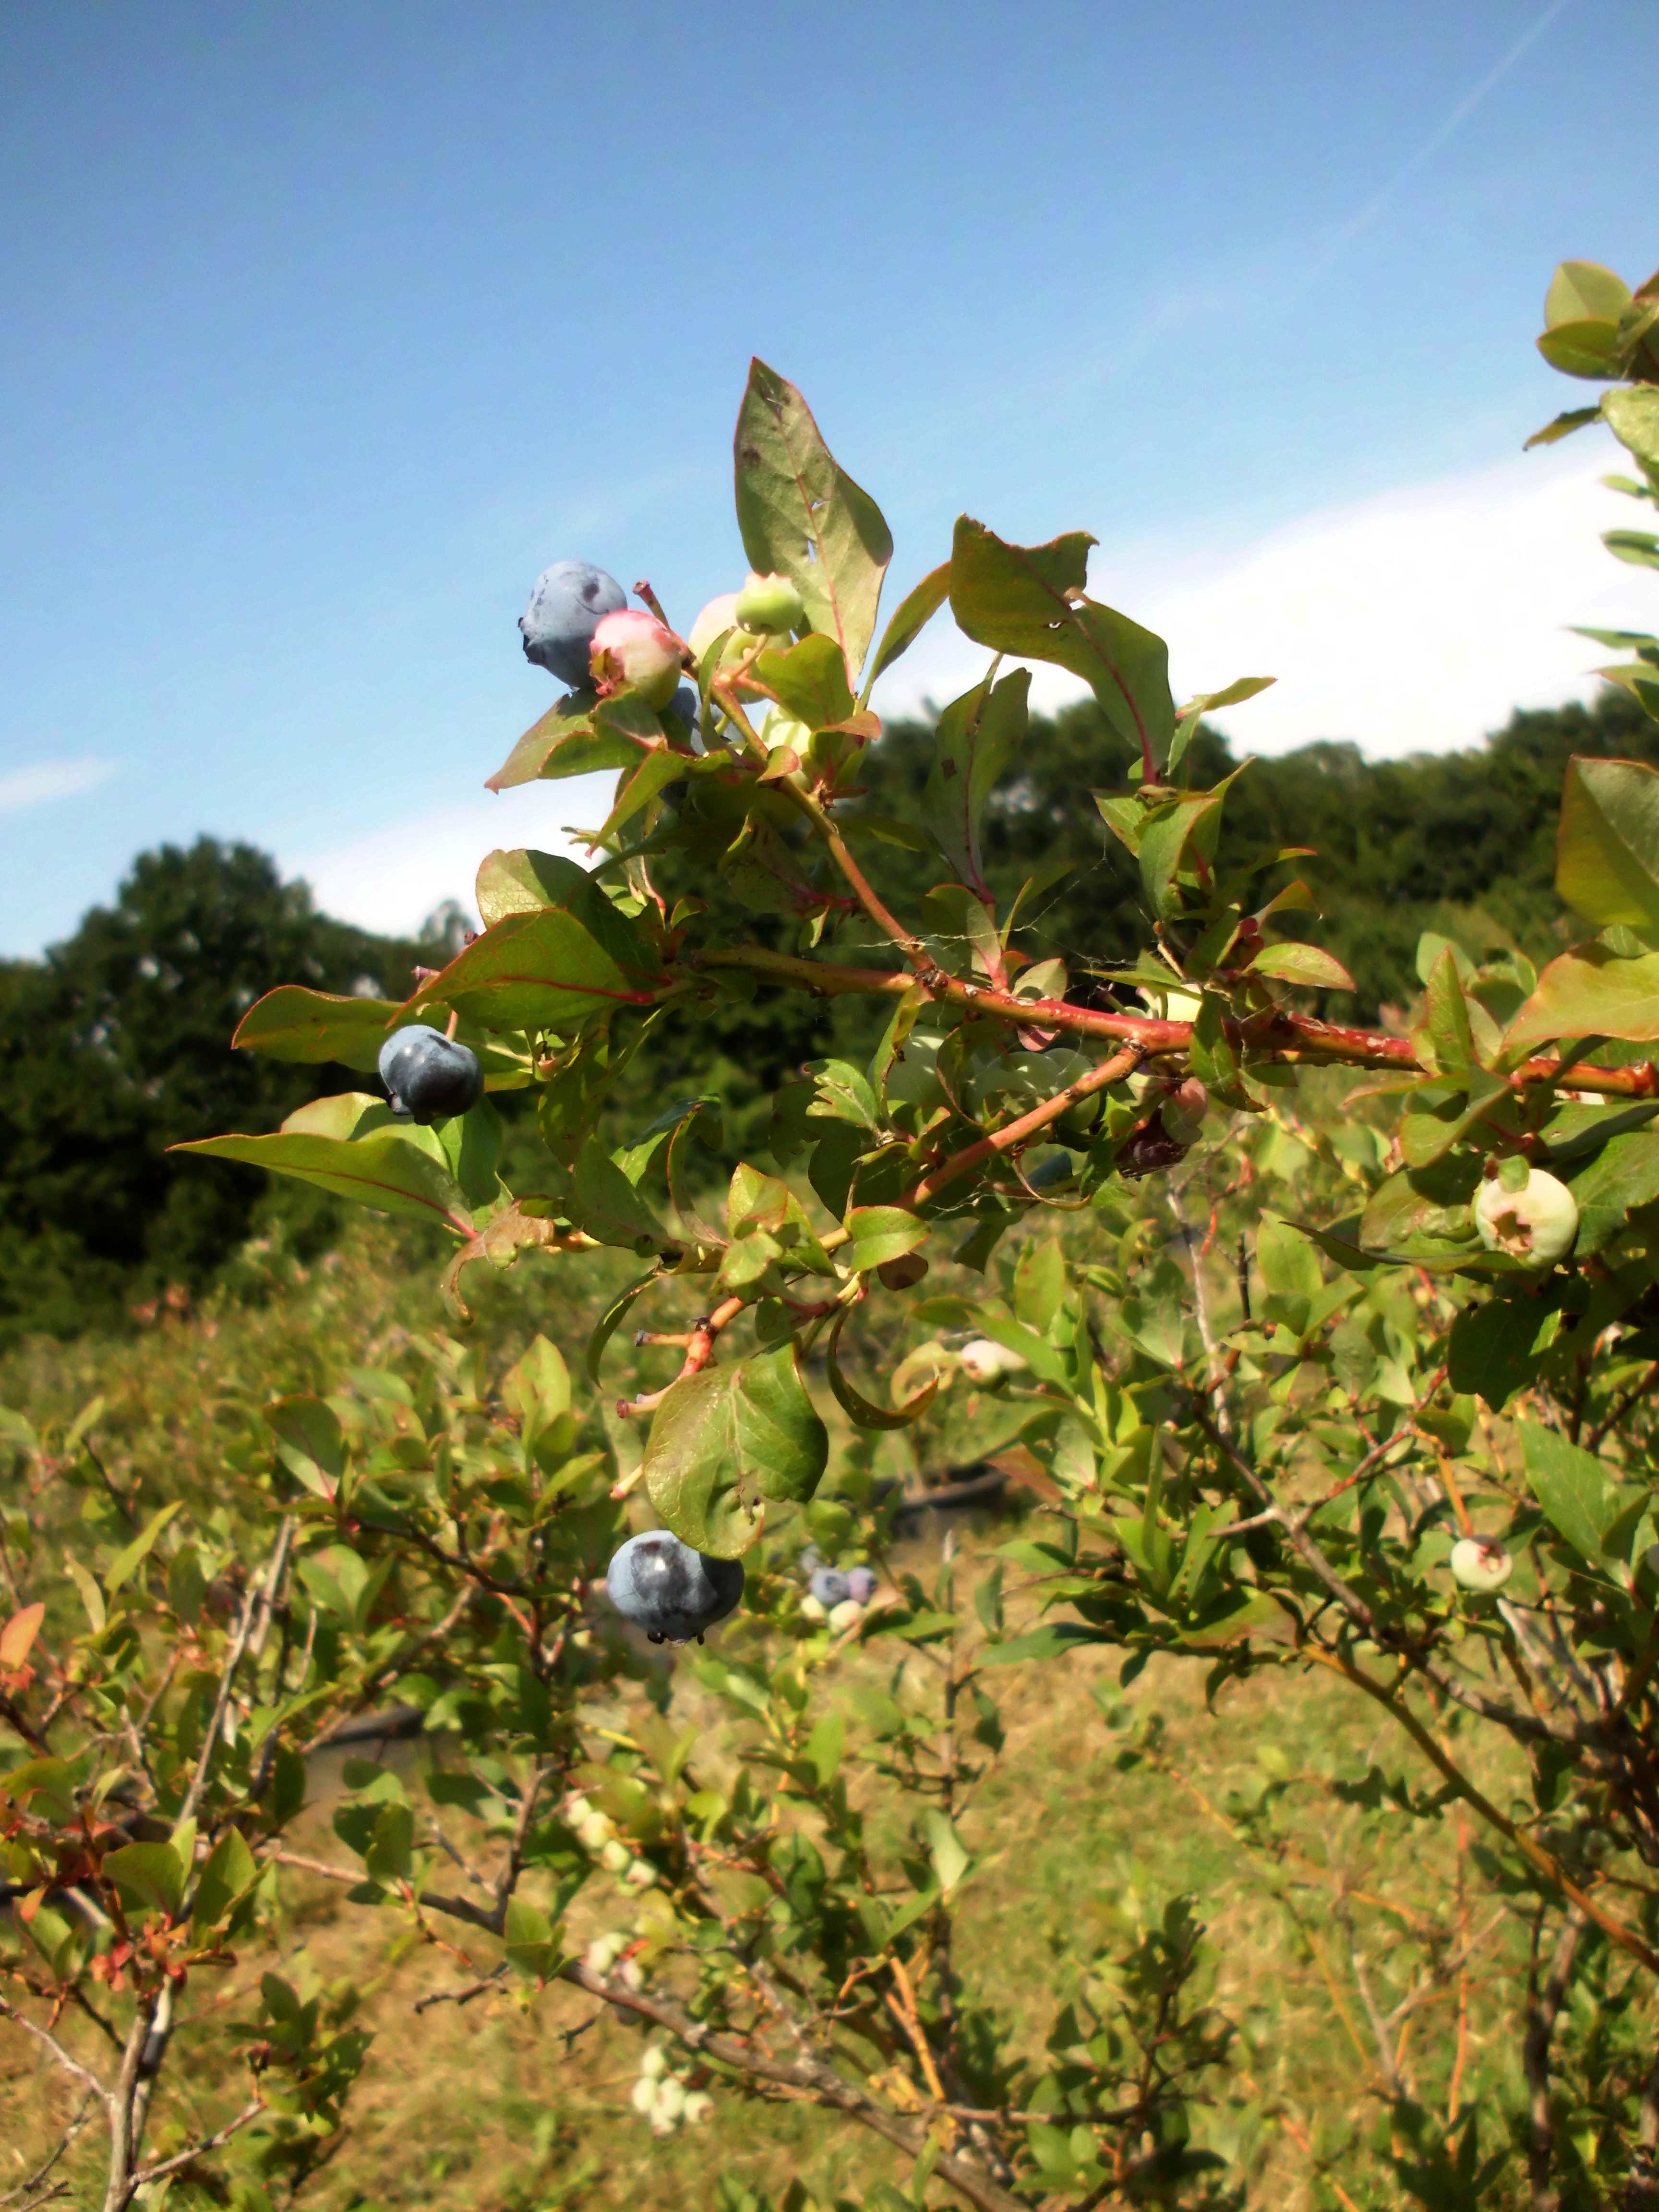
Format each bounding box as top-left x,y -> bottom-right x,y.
843,1206 -> 928,1274
475,846 -> 586,926
924,1809 -> 970,1899
733,360 -> 893,682
1257,1215 -> 1320,1299
645,1342 -> 829,1557
1556,756 -> 1659,933
299,1543 -> 393,1634
502,1334 -> 572,1443
1537,319 -> 1624,379
1248,941 -> 1356,993
403,871 -> 663,1035
585,1269 -> 658,1385
723,1162 -> 834,1285
861,560 -> 951,701
232,987 -> 401,1072
503,1895 -> 557,1979
104,1502 -> 183,1599
103,1840 -> 187,1919
484,697 -> 643,793
1133,767 -> 1248,919
922,668 -> 1031,899
825,1316 -> 940,1431
1564,1129 -> 1659,1254
0,1758 -> 77,1826
1168,675 -> 1274,774
174,1096 -> 474,1235
752,634 -> 877,736
1190,993 -> 1240,1093
1505,944 -> 1659,1050
1604,387 -> 1659,474
1358,1158 -> 1483,1263
1524,406 -> 1603,450
364,1800 -> 415,1887
589,747 -> 692,848
974,1311 -> 1071,1385
192,1827 -> 259,1939
567,1136 -> 672,1253
1012,1238 -> 1065,1334
1606,531 -> 1659,571
806,1058 -> 879,1131
265,1395 -> 346,1496
949,518 -> 1174,772
1423,947 -> 1485,1077
979,1622 -> 1110,1667
1519,1423 -> 1623,1565
1546,260 -> 1633,327
1447,1294 -> 1558,1411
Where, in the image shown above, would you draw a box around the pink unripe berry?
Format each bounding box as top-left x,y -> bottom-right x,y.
590,609 -> 685,709
734,570 -> 805,636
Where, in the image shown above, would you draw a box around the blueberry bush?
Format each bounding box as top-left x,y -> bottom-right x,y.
5,251 -> 1659,2211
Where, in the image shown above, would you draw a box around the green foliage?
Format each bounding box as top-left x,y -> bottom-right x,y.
11,246 -> 1659,2212
0,838 -> 454,1343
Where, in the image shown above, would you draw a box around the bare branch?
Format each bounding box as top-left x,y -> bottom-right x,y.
0,1998 -> 112,2113
130,2100 -> 265,2189
180,1519 -> 294,1823
1524,1905 -> 1588,2212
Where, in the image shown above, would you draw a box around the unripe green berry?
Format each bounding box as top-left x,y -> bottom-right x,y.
734,570 -> 805,635
1450,1536 -> 1514,1592
1474,1166 -> 1578,1269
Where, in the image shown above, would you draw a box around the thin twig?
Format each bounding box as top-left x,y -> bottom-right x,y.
0,2092 -> 97,2206
1524,1905 -> 1587,2212
129,2100 -> 265,2188
0,1999 -> 112,2112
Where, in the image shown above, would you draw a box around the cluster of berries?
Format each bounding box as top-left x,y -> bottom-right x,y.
567,1794 -> 659,1890
518,556 -> 805,718
799,1551 -> 878,1633
629,2044 -> 714,2136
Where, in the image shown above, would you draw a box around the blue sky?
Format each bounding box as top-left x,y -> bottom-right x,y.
3,0 -> 1656,956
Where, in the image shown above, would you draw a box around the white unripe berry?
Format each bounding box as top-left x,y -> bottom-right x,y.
1474,1167 -> 1578,1269
959,1338 -> 1028,1384
1450,1536 -> 1514,1592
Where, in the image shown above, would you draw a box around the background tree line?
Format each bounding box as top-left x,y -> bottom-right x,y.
3,684 -> 1653,1346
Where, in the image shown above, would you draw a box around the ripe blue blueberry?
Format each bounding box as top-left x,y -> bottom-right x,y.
808,1567 -> 851,1609
520,560 -> 628,689
606,1531 -> 745,1645
845,1566 -> 876,1606
378,1024 -> 484,1125
666,684 -> 702,744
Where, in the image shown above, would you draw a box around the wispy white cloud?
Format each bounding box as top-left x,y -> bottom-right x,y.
0,757 -> 118,813
286,772 -> 617,937
283,447 -> 1654,939
1302,0 -> 1575,287
875,445 -> 1655,758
